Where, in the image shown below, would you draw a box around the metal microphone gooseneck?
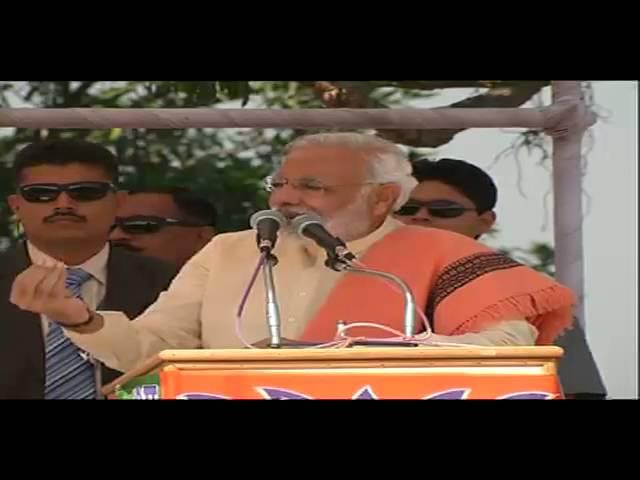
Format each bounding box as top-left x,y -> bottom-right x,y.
333,262 -> 417,338
292,214 -> 417,338
261,251 -> 281,348
249,210 -> 287,348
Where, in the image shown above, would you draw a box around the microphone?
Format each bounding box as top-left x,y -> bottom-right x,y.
249,210 -> 287,347
291,213 -> 356,266
292,213 -> 417,336
250,209 -> 287,253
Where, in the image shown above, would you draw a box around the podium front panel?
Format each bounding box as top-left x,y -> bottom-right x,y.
110,348 -> 563,399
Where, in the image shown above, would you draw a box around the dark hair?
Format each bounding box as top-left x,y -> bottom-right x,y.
13,138 -> 118,185
128,187 -> 217,227
411,158 -> 497,213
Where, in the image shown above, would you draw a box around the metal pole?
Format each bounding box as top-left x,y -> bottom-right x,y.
550,81 -> 590,328
0,107 -> 548,130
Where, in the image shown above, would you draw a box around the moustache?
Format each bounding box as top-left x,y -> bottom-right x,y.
277,208 -> 320,221
43,212 -> 87,223
111,242 -> 144,253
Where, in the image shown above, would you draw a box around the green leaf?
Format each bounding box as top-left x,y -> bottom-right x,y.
218,81 -> 252,105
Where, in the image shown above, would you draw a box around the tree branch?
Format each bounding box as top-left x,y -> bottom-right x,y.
310,80 -> 551,93
311,81 -> 382,108
367,80 -> 533,91
380,81 -> 550,147
311,81 -> 550,148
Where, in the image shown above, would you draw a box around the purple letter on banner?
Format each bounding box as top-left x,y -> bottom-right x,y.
257,387 -> 312,399
133,384 -> 160,400
423,389 -> 470,400
352,386 -> 378,399
499,392 -> 555,400
176,392 -> 229,400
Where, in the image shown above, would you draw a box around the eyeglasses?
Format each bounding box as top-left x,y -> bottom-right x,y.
112,215 -> 208,235
264,175 -> 376,194
396,200 -> 477,218
18,182 -> 117,203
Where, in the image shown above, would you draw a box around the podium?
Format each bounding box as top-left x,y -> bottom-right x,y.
103,345 -> 565,399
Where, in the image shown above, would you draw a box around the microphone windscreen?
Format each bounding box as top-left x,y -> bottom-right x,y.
250,210 -> 287,229
291,213 -> 324,236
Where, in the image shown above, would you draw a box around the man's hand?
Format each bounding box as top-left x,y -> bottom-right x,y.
10,265 -> 89,326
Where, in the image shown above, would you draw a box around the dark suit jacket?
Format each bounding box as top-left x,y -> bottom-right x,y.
0,242 -> 178,399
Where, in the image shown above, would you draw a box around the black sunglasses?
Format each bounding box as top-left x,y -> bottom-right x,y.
396,200 -> 477,218
19,182 -> 116,203
112,215 -> 208,235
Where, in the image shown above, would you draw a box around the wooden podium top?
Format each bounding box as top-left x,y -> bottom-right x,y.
155,345 -> 562,362
103,345 -> 563,396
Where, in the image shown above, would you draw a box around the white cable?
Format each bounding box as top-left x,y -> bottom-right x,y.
234,252 -> 267,349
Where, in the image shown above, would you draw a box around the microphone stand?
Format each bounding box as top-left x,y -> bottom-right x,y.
261,251 -> 282,348
325,253 -> 417,338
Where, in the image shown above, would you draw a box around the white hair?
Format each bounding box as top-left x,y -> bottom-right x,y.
284,132 -> 418,211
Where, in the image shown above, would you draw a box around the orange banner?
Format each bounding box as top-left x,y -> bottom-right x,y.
158,368 -> 563,399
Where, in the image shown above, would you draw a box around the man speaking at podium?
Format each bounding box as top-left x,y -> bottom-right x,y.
10,133 -> 577,374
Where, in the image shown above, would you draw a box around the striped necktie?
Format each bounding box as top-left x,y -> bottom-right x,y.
45,268 -> 96,399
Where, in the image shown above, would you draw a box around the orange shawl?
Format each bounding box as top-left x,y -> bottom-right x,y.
300,225 -> 575,345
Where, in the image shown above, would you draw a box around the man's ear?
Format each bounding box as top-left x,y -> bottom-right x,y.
372,183 -> 401,215
8,194 -> 19,214
478,210 -> 497,235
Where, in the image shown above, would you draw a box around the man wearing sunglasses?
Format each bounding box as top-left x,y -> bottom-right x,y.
394,158 -> 497,240
0,139 -> 177,399
9,133 -> 577,378
110,187 -> 217,268
396,157 -> 607,400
